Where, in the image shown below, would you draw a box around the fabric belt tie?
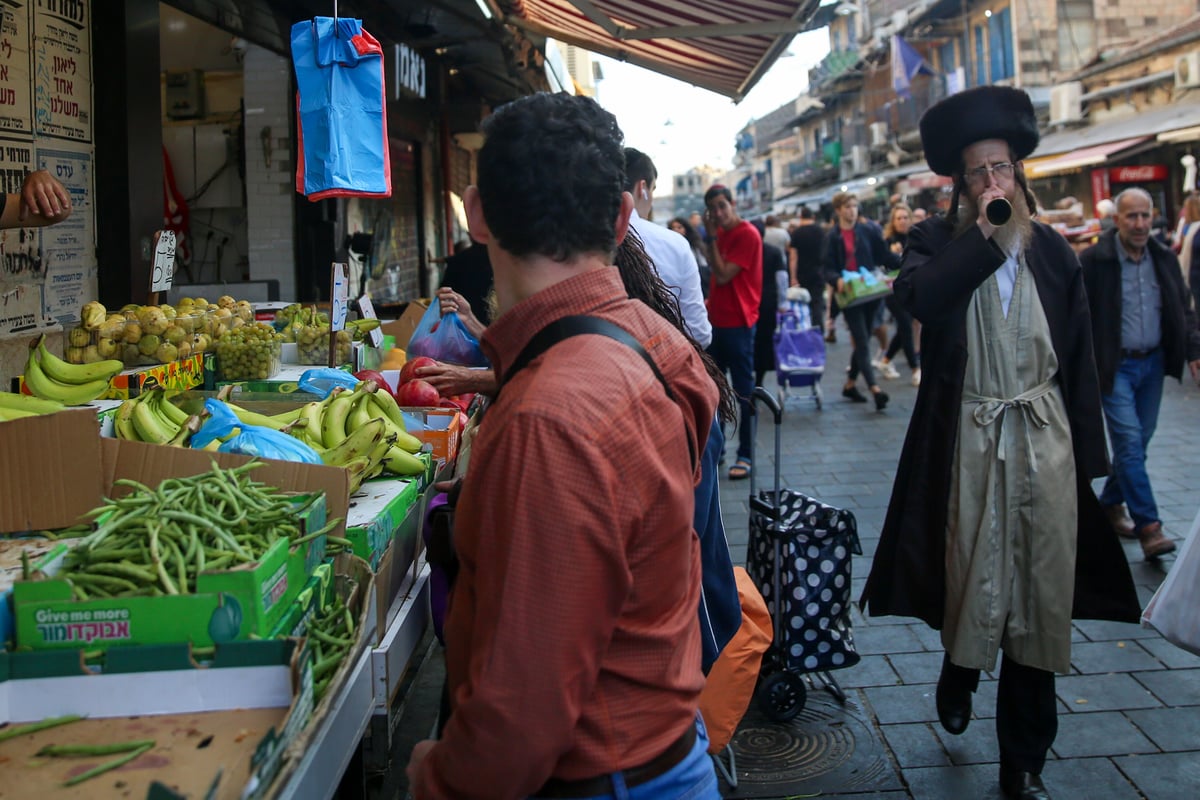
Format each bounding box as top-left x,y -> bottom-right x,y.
535,725 -> 696,798
963,377 -> 1057,472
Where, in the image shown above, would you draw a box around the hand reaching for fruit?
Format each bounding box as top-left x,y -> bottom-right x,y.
416,362 -> 497,397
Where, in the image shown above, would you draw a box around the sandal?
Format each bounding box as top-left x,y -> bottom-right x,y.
728,459 -> 752,480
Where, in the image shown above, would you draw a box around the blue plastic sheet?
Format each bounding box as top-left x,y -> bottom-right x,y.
191,398 -> 324,464
292,17 -> 390,200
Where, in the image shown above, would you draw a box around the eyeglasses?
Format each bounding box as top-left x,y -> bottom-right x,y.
963,162 -> 1015,185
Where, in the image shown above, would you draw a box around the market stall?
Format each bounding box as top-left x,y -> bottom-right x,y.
0,292 -> 467,797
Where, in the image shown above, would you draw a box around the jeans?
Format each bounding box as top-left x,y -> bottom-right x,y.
1098,349 -> 1164,528
528,716 -> 719,800
708,325 -> 755,461
843,299 -> 882,387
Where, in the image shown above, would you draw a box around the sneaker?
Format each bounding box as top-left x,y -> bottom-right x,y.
873,390 -> 889,411
1138,522 -> 1176,559
911,368 -> 922,387
842,386 -> 868,403
878,361 -> 900,380
870,349 -> 885,368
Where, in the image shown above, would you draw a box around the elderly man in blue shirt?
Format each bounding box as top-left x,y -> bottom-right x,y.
1080,187 -> 1200,559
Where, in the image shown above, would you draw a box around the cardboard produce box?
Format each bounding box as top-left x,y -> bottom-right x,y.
0,409 -> 104,535
381,299 -> 430,350
0,638 -> 313,800
344,474 -> 422,569
12,494 -> 328,651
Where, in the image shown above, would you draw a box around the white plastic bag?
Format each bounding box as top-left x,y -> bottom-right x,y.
1141,505 -> 1200,656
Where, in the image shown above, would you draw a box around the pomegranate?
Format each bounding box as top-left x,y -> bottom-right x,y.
395,378 -> 441,407
399,356 -> 437,385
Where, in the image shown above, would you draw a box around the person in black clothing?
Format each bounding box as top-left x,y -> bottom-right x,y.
788,206 -> 827,332
824,191 -> 900,410
754,242 -> 787,385
438,240 -> 494,326
876,203 -> 921,386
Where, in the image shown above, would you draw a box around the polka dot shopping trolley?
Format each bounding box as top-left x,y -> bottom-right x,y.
745,387 -> 863,723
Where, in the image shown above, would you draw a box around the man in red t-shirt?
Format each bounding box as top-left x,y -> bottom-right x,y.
704,184 -> 762,479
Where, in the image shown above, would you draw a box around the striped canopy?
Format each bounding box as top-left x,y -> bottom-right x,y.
500,0 -> 820,101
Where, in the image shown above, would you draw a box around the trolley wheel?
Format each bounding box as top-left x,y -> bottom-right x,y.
758,670 -> 807,723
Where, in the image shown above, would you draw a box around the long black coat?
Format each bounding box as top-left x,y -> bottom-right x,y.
860,218 -> 1141,628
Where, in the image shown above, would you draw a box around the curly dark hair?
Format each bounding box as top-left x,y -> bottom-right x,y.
616,229 -> 737,423
477,93 -> 626,261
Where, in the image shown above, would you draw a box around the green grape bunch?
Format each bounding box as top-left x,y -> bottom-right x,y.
296,325 -> 353,365
215,322 -> 283,381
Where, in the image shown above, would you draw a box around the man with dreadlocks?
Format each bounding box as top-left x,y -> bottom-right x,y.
859,87 -> 1140,800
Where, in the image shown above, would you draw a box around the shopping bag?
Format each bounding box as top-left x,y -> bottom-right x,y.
699,568 -> 772,753
406,302 -> 489,367
292,17 -> 391,200
1141,505 -> 1200,655
746,490 -> 862,673
774,318 -> 825,374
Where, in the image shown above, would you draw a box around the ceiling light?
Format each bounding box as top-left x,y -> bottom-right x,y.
473,0 -> 494,20
985,9 -> 992,17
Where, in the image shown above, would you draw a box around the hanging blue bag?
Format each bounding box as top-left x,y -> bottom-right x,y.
291,16 -> 391,200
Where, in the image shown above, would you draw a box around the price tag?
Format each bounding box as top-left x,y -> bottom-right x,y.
330,262 -> 349,332
150,230 -> 177,292
357,293 -> 384,348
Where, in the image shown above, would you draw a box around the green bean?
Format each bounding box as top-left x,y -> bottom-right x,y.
290,517 -> 344,547
148,522 -> 178,596
167,537 -> 189,595
85,563 -> 157,583
309,628 -> 352,648
62,743 -> 153,786
38,739 -> 155,757
69,574 -> 141,594
0,714 -> 83,743
313,652 -> 343,681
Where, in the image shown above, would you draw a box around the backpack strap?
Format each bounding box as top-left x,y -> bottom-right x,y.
497,314 -> 693,467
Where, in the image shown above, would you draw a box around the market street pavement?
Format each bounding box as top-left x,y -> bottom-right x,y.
714,333 -> 1200,800
384,333 -> 1200,800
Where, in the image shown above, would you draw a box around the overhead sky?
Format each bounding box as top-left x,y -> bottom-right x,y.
593,28 -> 832,190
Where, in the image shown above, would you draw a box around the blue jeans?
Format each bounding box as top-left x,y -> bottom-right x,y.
529,716 -> 719,800
1098,349 -> 1164,528
708,325 -> 756,461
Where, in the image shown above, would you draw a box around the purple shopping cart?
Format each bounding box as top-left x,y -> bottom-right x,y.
773,300 -> 825,410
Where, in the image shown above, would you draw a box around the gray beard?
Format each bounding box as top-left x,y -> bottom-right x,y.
956,192 -> 1034,254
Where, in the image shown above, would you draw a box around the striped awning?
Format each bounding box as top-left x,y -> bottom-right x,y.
498,0 -> 821,101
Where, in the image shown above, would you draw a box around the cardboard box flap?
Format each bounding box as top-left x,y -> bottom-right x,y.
381,299 -> 430,350
0,409 -> 104,534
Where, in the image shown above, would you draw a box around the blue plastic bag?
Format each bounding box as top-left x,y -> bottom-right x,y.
292,17 -> 390,200
299,367 -> 360,398
191,399 -> 324,464
406,303 -> 488,367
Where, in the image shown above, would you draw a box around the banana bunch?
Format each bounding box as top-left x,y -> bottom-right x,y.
0,390 -> 66,422
346,318 -> 381,341
24,334 -> 123,406
286,382 -> 426,492
113,389 -> 196,446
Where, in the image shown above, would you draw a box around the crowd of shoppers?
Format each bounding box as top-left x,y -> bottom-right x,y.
419,85 -> 1199,800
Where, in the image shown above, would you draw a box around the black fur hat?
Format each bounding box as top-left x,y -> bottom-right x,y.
919,86 -> 1039,176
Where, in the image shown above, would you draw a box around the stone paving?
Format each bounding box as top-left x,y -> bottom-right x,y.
716,334 -> 1200,800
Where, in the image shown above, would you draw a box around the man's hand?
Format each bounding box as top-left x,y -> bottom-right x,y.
406,739 -> 437,797
416,362 -> 497,396
436,287 -> 485,339
1189,358 -> 1200,383
975,187 -> 1004,240
20,169 -> 71,222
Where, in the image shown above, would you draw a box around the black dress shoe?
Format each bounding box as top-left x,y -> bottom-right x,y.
1000,767 -> 1050,800
873,390 -> 889,411
935,675 -> 971,735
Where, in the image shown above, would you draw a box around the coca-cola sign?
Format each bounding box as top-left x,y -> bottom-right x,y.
1110,165 -> 1168,183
